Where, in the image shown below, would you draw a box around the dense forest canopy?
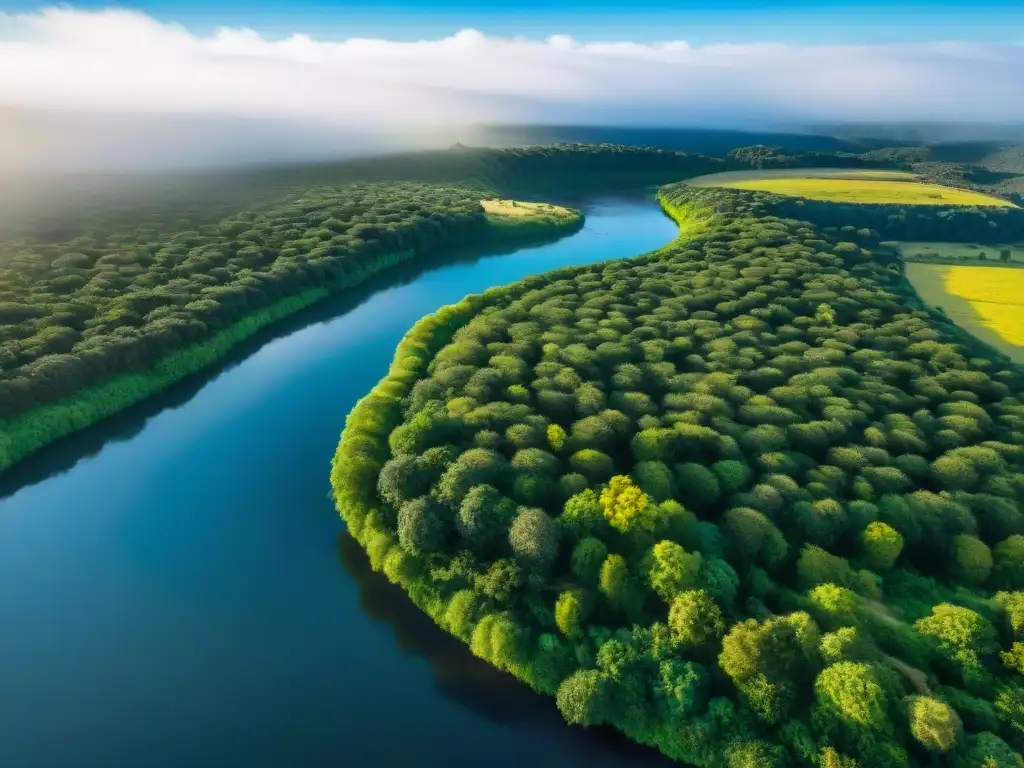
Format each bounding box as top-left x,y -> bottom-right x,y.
0,145 -> 727,429
2,139 -> 1022,476
333,182 -> 1024,767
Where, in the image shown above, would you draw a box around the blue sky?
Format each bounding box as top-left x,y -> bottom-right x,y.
4,0 -> 1023,43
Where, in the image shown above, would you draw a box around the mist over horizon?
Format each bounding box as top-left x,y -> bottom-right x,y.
1,6 -> 1023,172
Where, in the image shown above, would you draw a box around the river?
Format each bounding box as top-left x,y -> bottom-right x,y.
0,196 -> 678,768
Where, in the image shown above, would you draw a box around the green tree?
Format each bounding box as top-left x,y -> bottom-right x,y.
571,536 -> 608,583
648,541 -> 702,603
632,460 -> 675,501
376,454 -> 426,507
443,589 -> 480,640
951,732 -> 1021,768
711,459 -> 752,495
600,553 -> 640,615
727,740 -> 786,768
669,589 -> 725,647
569,449 -> 615,482
809,583 -> 859,625
600,475 -> 655,533
559,489 -> 606,539
547,423 -> 567,452
994,535 -> 1024,590
797,545 -> 855,588
914,603 -> 998,673
952,534 -> 994,586
655,658 -> 708,718
812,662 -> 893,752
456,484 -> 516,548
719,612 -> 821,724
555,590 -> 587,637
509,507 -> 560,571
675,462 -> 721,509
556,669 -> 608,726
820,627 -> 870,664
860,521 -> 903,571
436,448 -> 507,508
397,496 -> 450,555
908,695 -> 962,753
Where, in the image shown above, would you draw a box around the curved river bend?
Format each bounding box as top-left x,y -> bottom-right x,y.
0,197 -> 678,768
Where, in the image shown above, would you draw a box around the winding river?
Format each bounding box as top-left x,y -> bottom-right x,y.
0,196 -> 678,768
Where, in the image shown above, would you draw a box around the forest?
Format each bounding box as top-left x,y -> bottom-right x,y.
0,144 -> 750,473
332,181 -> 1024,767
2,140 -> 1021,467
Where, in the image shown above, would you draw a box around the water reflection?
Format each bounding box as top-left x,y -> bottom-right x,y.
336,532 -> 676,766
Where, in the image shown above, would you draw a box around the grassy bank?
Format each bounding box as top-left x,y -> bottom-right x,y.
0,206 -> 582,475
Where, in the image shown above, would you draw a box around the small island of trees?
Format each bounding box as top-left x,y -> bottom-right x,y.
334,181 -> 1024,767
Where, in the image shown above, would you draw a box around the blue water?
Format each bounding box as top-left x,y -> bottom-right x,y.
0,196 -> 678,768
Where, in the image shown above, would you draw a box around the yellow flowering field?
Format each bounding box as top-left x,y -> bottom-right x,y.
688,169 -> 1015,207
907,263 -> 1024,361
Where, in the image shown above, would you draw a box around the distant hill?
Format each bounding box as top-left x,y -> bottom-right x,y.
811,121 -> 1024,144
473,124 -> 852,155
981,146 -> 1024,174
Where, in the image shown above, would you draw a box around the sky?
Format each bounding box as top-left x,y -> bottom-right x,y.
3,0 -> 1023,44
0,2 -> 1022,170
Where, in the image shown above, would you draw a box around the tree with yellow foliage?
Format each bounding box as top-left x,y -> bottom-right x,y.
599,475 -> 655,533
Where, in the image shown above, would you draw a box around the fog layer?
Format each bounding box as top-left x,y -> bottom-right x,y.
1,7 -> 1022,170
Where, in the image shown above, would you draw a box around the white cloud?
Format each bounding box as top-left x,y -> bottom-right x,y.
0,7 -> 1021,169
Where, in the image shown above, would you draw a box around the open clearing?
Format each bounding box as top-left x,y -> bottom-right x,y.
907,262 -> 1024,362
482,199 -> 575,220
688,168 -> 1015,207
900,241 -> 1024,266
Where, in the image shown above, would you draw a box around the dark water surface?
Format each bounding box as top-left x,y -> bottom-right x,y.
0,197 -> 678,768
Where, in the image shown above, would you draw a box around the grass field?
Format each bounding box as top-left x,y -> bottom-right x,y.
906,263 -> 1024,362
689,168 -> 918,185
899,241 -> 1024,266
482,199 -> 576,220
688,169 -> 1015,207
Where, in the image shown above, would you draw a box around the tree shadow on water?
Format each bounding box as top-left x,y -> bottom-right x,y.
336,532 -> 677,768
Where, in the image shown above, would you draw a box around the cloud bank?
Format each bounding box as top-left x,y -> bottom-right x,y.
0,7 -> 1022,169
